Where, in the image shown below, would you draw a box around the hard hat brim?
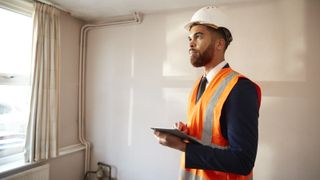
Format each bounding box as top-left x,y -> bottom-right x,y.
184,21 -> 219,31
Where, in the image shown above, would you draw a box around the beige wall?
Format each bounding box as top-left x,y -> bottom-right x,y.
59,12 -> 83,147
50,151 -> 85,180
49,12 -> 85,180
85,0 -> 320,179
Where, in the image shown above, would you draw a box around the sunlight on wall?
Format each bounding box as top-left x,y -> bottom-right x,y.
159,88 -> 189,126
127,88 -> 134,146
162,11 -> 202,78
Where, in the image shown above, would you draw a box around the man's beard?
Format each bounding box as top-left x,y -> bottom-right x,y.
190,42 -> 214,67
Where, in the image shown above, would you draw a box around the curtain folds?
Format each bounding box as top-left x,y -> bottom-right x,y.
25,2 -> 60,162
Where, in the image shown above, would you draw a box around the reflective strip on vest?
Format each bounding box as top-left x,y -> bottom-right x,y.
201,71 -> 238,146
180,169 -> 204,180
180,169 -> 254,180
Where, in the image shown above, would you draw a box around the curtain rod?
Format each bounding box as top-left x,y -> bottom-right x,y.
33,0 -> 70,13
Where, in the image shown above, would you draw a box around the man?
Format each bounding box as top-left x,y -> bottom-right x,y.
154,6 -> 261,180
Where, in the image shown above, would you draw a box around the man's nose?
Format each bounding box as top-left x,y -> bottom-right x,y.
189,39 -> 195,48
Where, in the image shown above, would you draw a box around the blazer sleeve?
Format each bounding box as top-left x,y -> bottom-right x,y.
185,78 -> 260,175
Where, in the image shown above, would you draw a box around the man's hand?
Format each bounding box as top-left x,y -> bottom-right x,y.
154,130 -> 186,152
174,121 -> 188,134
154,121 -> 188,152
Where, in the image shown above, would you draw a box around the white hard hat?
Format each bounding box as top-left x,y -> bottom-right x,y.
185,6 -> 233,46
185,6 -> 227,30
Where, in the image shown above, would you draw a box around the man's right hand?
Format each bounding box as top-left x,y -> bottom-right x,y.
174,121 -> 188,134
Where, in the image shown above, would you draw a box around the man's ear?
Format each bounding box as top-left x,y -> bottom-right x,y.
216,38 -> 226,51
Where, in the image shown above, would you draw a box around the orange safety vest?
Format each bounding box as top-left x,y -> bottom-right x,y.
179,68 -> 261,180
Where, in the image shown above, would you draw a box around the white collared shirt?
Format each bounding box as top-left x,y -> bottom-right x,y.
204,60 -> 227,88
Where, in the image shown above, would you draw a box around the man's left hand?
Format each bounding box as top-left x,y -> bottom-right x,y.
154,130 -> 186,152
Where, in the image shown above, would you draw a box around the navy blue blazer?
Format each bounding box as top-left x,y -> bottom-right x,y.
185,65 -> 260,175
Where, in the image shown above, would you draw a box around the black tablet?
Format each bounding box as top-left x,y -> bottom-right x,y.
152,127 -> 202,144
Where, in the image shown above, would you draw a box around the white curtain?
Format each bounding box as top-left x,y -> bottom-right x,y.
25,2 -> 60,162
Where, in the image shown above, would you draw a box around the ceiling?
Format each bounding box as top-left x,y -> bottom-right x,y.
47,0 -> 260,22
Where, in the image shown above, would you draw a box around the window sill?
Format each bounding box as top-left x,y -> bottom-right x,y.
0,143 -> 85,178
0,152 -> 34,179
0,152 -> 26,174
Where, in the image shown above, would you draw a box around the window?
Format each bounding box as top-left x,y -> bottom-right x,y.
0,6 -> 33,171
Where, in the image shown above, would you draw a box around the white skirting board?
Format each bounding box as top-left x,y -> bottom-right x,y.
3,164 -> 49,180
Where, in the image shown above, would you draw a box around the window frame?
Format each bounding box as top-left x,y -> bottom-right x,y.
0,0 -> 34,174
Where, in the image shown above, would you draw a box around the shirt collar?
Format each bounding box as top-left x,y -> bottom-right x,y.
204,60 -> 227,86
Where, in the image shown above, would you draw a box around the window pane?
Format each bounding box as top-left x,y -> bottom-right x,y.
0,7 -> 32,161
0,8 -> 32,75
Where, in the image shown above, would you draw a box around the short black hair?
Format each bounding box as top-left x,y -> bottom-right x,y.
218,27 -> 233,49
189,23 -> 233,50
206,26 -> 233,50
